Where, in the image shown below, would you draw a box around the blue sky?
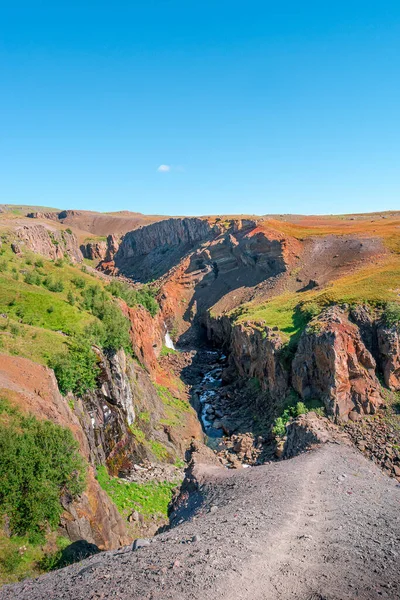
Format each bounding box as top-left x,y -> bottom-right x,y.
1,1 -> 399,215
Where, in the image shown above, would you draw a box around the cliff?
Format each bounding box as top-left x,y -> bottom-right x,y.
113,217 -> 216,281
292,307 -> 384,419
14,224 -> 83,263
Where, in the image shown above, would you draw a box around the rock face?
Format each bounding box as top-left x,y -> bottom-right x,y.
26,211 -> 60,221
292,307 -> 383,419
120,302 -> 164,372
377,324 -> 400,390
80,240 -> 108,261
0,353 -> 130,550
114,218 -> 216,281
15,224 -> 83,263
228,322 -> 288,399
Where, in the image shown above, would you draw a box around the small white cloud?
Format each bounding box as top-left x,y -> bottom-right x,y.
157,164 -> 171,172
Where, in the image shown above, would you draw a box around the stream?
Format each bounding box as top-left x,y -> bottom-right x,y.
191,350 -> 228,449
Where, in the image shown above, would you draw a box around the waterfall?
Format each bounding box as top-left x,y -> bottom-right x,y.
164,328 -> 175,350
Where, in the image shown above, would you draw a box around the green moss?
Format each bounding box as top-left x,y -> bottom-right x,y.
148,440 -> 170,461
160,344 -> 177,357
155,384 -> 190,427
96,465 -> 178,519
129,425 -> 146,444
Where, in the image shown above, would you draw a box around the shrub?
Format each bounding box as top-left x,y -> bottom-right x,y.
24,271 -> 41,286
301,301 -> 321,321
384,302 -> 400,327
0,260 -> 8,273
0,398 -> 86,541
72,276 -> 86,289
49,340 -> 100,396
108,281 -> 159,317
43,277 -> 64,293
34,258 -> 44,268
82,289 -> 132,353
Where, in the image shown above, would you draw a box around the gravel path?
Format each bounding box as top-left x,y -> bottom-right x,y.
3,442 -> 400,600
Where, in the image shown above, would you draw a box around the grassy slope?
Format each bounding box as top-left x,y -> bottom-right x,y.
0,245 -> 107,363
233,255 -> 400,341
232,213 -> 400,342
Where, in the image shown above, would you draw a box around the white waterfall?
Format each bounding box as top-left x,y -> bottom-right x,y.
164,330 -> 175,350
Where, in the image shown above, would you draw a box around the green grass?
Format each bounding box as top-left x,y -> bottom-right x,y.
160,344 -> 177,357
232,256 -> 400,343
96,465 -> 179,520
0,243 -> 132,379
0,317 -> 67,364
0,529 -> 70,586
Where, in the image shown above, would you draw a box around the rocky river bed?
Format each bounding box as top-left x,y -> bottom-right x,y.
187,350 -> 270,467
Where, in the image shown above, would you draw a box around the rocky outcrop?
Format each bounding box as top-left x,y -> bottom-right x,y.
228,322 -> 288,399
377,324 -> 400,391
120,302 -> 163,373
26,211 -> 60,221
80,240 -> 107,261
0,353 -> 130,550
283,412 -> 349,458
14,224 -> 83,263
292,307 -> 384,420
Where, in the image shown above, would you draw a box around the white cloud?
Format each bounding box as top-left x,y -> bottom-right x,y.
157,164 -> 171,172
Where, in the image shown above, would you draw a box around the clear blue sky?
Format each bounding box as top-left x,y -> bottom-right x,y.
1,1 -> 399,216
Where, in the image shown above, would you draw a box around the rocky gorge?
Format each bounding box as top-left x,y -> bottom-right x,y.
1,207 -> 400,597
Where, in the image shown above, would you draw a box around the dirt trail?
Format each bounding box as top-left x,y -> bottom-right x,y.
3,442 -> 400,600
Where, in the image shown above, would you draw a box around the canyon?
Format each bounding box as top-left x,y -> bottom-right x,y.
1,205 -> 400,598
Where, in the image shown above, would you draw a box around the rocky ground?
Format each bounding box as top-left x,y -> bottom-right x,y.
4,440 -> 400,600
344,411 -> 400,482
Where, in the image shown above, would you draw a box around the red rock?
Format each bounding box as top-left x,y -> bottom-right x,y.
292,307 -> 383,420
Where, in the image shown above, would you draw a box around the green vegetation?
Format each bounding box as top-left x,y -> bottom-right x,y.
96,465 -> 178,520
0,242 -> 133,391
155,384 -> 191,427
148,440 -> 170,461
108,280 -> 159,317
0,531 -> 70,585
232,257 -> 400,344
129,421 -> 171,462
49,341 -> 100,396
0,398 -> 86,542
160,344 -> 177,357
384,302 -> 400,328
272,395 -> 325,437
